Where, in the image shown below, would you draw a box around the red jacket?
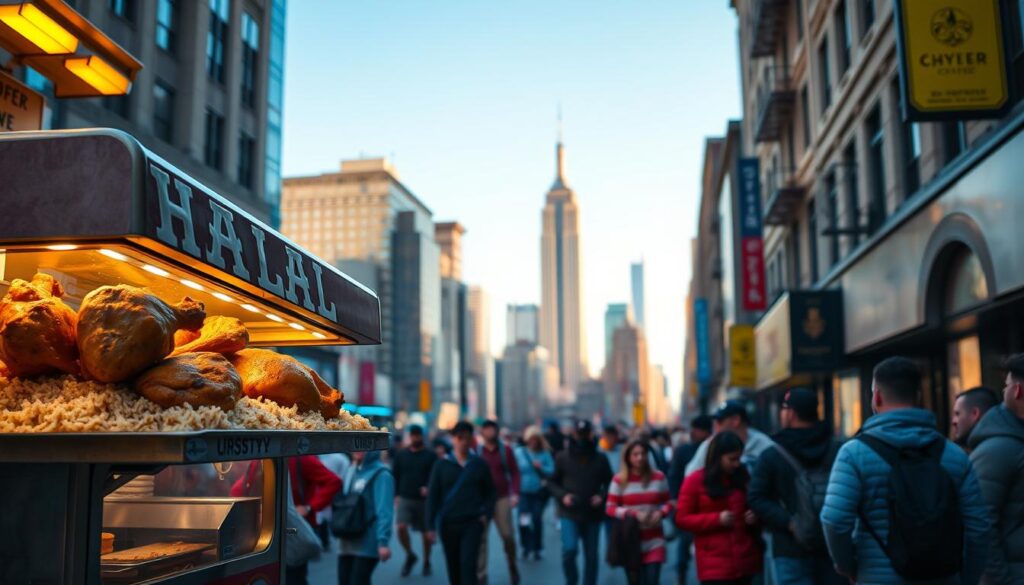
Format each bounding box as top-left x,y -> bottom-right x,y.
674,469 -> 762,582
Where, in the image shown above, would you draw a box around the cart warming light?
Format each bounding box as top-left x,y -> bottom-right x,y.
240,303 -> 260,313
64,56 -> 130,96
45,244 -> 77,251
99,248 -> 127,261
311,332 -> 327,340
265,313 -> 284,323
179,278 -> 203,291
141,264 -> 169,277
0,3 -> 78,55
288,322 -> 304,331
211,292 -> 233,303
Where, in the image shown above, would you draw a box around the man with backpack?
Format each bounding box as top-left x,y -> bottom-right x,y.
336,450 -> 394,585
476,419 -> 522,585
968,354 -> 1024,584
749,388 -> 844,585
426,421 -> 497,585
820,357 -> 991,584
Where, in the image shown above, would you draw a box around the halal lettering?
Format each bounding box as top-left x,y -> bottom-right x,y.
146,162 -> 339,323
738,158 -> 766,311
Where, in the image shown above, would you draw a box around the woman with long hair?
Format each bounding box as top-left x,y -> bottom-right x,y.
606,439 -> 673,585
675,431 -> 762,585
514,425 -> 555,560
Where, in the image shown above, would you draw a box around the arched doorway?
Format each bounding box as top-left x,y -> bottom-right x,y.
942,246 -> 989,397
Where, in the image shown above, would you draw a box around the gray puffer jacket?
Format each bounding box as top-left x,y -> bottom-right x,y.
969,405 -> 1024,585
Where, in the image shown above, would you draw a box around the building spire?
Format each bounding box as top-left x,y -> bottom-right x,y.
553,104 -> 568,189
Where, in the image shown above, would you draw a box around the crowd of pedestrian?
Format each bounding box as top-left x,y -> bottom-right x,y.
275,352 -> 1024,585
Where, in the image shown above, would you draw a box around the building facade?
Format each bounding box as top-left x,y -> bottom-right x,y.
435,222 -> 467,411
9,0 -> 286,225
540,139 -> 588,393
631,261 -> 646,331
506,304 -> 540,346
466,286 -> 495,418
498,341 -> 556,429
732,0 -> 1024,436
604,323 -> 650,424
604,303 -> 632,362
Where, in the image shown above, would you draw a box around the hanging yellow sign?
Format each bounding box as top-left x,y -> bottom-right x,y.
418,379 -> 432,413
895,0 -> 1008,119
632,403 -> 645,426
729,324 -> 757,388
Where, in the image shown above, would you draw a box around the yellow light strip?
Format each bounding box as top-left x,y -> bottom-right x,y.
64,56 -> 130,96
0,3 -> 78,55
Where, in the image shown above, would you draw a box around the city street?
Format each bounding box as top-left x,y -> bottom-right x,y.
308,509 -> 693,584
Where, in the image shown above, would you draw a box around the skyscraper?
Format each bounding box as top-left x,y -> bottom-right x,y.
604,303 -> 632,361
436,222 -> 467,410
540,138 -> 587,391
631,261 -> 646,330
506,304 -> 540,346
466,287 -> 495,418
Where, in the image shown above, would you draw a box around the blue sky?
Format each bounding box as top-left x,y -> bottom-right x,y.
281,1 -> 741,406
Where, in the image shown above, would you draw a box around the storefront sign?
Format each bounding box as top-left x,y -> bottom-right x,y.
729,324 -> 757,388
738,158 -> 766,310
695,298 -> 712,385
755,291 -> 844,390
894,0 -> 1009,120
0,70 -> 43,132
358,360 -> 376,405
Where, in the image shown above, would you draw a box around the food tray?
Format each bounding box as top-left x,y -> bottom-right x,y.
0,429 -> 390,463
100,542 -> 214,581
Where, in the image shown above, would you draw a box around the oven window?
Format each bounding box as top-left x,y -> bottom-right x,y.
100,459 -> 274,584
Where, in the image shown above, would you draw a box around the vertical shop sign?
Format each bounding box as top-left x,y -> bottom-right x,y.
738,158 -> 766,311
695,298 -> 712,385
729,324 -> 757,388
358,361 -> 375,405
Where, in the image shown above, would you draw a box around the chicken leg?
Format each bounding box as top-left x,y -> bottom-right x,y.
0,273 -> 79,377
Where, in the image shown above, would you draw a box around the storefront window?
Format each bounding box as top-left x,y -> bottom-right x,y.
833,371 -> 862,438
101,459 -> 273,584
945,249 -> 988,315
947,335 -> 982,398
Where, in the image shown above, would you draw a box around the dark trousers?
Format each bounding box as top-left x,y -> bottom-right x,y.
677,529 -> 694,579
627,562 -> 662,585
441,517 -> 484,585
518,492 -> 546,554
338,555 -> 380,585
560,517 -> 601,585
285,563 -> 308,585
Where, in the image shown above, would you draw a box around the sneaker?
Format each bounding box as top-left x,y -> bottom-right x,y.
423,562 -> 432,577
401,553 -> 418,577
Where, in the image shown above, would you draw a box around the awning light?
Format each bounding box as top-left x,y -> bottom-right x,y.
0,3 -> 78,55
64,55 -> 130,96
99,248 -> 127,261
288,322 -> 305,331
179,278 -> 204,291
240,303 -> 260,313
142,264 -> 169,277
211,292 -> 233,303
46,244 -> 77,251
265,313 -> 284,323
311,332 -> 327,340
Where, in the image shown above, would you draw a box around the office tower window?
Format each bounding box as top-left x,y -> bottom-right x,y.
902,120 -> 921,199
801,85 -> 811,149
795,0 -> 804,40
152,81 -> 174,143
943,121 -> 968,163
206,0 -> 230,83
808,199 -> 819,283
108,0 -> 135,23
264,0 -> 286,227
204,109 -> 224,170
819,36 -> 832,113
866,105 -> 886,233
861,0 -> 876,37
238,133 -> 255,188
156,0 -> 176,54
836,1 -> 851,75
843,141 -> 860,246
825,171 -> 840,266
241,13 -> 260,107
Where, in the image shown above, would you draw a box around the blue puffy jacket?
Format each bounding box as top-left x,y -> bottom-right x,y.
338,451 -> 394,558
514,446 -> 554,495
820,408 -> 990,584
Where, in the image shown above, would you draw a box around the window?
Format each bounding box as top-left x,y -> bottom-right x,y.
241,13 -> 260,107
795,0 -> 804,40
861,0 -> 876,38
819,36 -> 832,113
902,120 -> 921,198
204,109 -> 224,170
238,132 -> 254,188
108,0 -> 135,22
843,141 -> 860,246
943,121 -> 968,163
807,199 -> 819,283
836,1 -> 851,75
866,105 -> 886,233
825,171 -> 840,266
801,86 -> 811,149
152,81 -> 174,143
156,0 -> 176,53
206,0 -> 230,83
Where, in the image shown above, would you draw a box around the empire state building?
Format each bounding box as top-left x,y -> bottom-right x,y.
540,139 -> 588,392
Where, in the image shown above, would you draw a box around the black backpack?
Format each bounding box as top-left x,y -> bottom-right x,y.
773,441 -> 838,555
856,434 -> 964,580
330,468 -> 386,539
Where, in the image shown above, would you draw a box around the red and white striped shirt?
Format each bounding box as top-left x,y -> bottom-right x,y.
606,470 -> 673,564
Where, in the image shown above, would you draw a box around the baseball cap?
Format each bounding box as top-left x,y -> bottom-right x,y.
712,399 -> 750,423
575,419 -> 593,435
408,424 -> 424,436
782,388 -> 818,421
690,414 -> 713,433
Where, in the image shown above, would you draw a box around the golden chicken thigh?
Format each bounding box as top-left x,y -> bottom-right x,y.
171,315 -> 249,356
0,273 -> 79,377
134,352 -> 242,411
229,348 -> 343,418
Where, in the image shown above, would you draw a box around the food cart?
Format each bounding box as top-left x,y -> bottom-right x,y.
0,129 -> 389,584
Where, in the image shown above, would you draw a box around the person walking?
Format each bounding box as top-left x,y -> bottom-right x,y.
599,425 -> 623,475
546,419 -> 614,585
685,400 -> 774,477
477,419 -> 522,585
667,414 -> 712,585
952,386 -> 999,450
426,421 -> 496,585
821,356 -> 991,584
515,425 -> 555,561
675,431 -> 763,585
606,439 -> 673,585
337,450 -> 393,585
968,354 -> 1024,584
747,388 -> 843,585
393,424 -> 437,577
317,452 -> 352,550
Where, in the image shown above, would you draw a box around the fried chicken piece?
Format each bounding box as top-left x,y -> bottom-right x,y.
0,273 -> 79,377
229,348 -> 344,418
77,285 -> 206,383
171,316 -> 249,356
134,352 -> 242,410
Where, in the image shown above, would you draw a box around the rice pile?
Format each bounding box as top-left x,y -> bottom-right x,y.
0,375 -> 375,433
